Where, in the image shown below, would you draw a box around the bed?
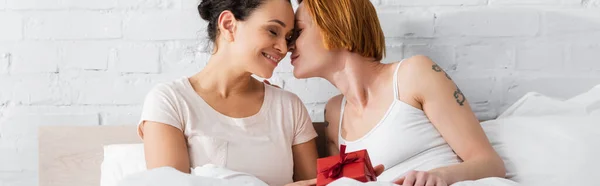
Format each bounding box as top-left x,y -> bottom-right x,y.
38,84 -> 600,186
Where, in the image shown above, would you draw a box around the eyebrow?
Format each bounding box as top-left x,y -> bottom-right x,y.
269,19 -> 287,28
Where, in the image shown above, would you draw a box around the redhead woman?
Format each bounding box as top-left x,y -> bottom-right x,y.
288,0 -> 507,185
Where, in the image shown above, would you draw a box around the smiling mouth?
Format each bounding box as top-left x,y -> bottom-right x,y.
262,52 -> 281,64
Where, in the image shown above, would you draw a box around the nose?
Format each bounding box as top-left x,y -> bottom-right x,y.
274,38 -> 288,54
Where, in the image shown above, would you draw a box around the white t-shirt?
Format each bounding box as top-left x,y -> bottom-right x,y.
138,77 -> 318,186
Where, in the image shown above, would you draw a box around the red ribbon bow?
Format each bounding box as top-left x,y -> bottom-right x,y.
319,144 -> 362,179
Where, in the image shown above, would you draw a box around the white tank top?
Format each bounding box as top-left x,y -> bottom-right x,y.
338,62 -> 462,181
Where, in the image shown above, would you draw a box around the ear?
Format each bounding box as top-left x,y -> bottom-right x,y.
217,10 -> 237,42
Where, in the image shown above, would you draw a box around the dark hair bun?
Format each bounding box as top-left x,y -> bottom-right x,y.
198,0 -> 216,21
197,0 -> 270,43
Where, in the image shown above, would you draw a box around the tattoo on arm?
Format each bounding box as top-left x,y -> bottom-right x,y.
454,86 -> 466,106
433,64 -> 465,106
432,64 -> 452,80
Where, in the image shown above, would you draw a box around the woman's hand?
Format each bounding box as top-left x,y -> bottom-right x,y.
285,164 -> 386,186
394,171 -> 448,186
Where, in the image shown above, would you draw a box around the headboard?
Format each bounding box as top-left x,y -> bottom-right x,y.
38,122 -> 329,186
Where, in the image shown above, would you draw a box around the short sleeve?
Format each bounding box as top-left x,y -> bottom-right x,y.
292,95 -> 318,145
137,84 -> 184,138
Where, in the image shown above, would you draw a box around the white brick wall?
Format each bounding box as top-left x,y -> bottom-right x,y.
1,1 -> 600,185
24,11 -> 122,40
383,0 -> 487,6
435,8 -> 540,37
490,0 -> 582,5
0,13 -> 22,40
456,45 -> 515,70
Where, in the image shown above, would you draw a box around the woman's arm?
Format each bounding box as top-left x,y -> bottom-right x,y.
324,95 -> 344,156
292,139 -> 319,181
140,121 -> 191,173
401,55 -> 506,185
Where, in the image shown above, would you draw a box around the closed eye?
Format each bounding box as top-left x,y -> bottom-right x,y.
269,30 -> 278,36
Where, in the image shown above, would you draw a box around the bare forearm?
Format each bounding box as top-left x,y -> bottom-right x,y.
429,157 -> 506,185
292,139 -> 318,181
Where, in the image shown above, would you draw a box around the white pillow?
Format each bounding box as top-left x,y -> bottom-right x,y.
101,143 -> 147,186
482,116 -> 600,186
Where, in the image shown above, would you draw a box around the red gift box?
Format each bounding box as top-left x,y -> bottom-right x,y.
316,145 -> 377,186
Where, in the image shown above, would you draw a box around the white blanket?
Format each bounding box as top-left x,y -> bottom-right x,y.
118,165 -> 269,186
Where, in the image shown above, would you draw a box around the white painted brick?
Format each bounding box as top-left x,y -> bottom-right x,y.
0,74 -> 68,105
67,73 -> 155,105
118,0 -> 179,9
382,0 -> 487,6
63,0 -> 117,9
544,10 -> 600,36
457,45 -> 515,70
115,43 -> 160,73
0,113 -> 99,139
382,45 -> 404,64
12,75 -> 64,105
516,44 -> 564,70
62,42 -> 111,71
0,79 -> 9,104
102,110 -> 141,125
0,53 -> 8,74
161,41 -> 203,64
435,9 -> 540,37
404,45 -> 456,70
284,77 -> 340,104
0,171 -> 37,186
123,10 -> 205,40
378,11 -> 435,38
305,103 -> 326,122
490,0 -> 582,5
179,0 -> 200,9
569,45 -> 600,70
503,77 -> 600,106
0,135 -> 37,151
6,0 -> 63,10
65,0 -> 178,10
0,42 -> 59,73
25,11 -> 121,40
161,41 -> 208,75
14,0 -> 179,9
0,13 -> 22,40
0,148 -> 36,171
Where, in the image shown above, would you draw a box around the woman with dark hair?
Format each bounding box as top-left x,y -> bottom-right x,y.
137,0 -> 319,185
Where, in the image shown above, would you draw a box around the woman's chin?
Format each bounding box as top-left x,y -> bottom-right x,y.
292,69 -> 311,79
254,70 -> 275,79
